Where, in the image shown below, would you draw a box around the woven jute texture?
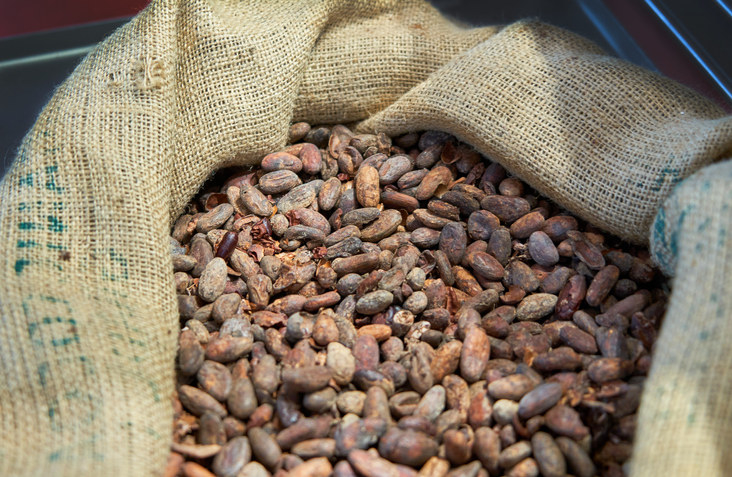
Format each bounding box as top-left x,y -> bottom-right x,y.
0,0 -> 730,475
632,159 -> 732,475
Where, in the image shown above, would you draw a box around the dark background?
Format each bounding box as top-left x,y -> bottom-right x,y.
1,0 -> 730,179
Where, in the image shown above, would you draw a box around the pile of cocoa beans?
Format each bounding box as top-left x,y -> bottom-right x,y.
168,123 -> 666,477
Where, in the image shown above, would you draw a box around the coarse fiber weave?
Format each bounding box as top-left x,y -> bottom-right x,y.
0,0 -> 730,475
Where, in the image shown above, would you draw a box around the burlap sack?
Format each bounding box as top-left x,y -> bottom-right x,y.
0,0 -> 730,475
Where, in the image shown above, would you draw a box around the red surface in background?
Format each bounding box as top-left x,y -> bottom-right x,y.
0,0 -> 149,38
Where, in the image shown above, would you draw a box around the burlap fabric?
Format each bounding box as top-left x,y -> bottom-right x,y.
0,0 -> 730,475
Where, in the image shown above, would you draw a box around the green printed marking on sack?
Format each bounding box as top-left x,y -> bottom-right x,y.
18,221 -> 39,230
22,294 -> 102,440
14,258 -> 31,274
26,311 -> 79,349
17,239 -> 39,248
47,214 -> 67,233
18,200 -> 43,211
14,199 -> 70,275
650,166 -> 682,192
18,172 -> 34,187
48,437 -> 105,463
101,248 -> 130,281
45,164 -> 66,194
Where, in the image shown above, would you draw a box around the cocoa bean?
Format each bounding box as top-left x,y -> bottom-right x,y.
281,366 -> 332,393
516,293 -> 557,321
480,196 -> 530,223
555,274 -> 586,320
460,326 -> 491,383
259,170 -> 302,195
544,405 -> 589,440
556,437 -> 595,477
355,165 -> 381,207
517,382 -> 563,419
379,427 -> 438,467
527,231 -> 559,267
262,151 -> 303,173
510,211 -> 545,239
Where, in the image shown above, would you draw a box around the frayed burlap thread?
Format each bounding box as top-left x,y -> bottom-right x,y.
0,0 -> 730,476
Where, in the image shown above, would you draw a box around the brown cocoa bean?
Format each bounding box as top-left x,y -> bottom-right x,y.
555,274 -> 586,320
300,143 -> 323,175
289,457 -> 333,477
532,347 -> 582,372
488,374 -> 536,401
362,209 -> 402,242
205,335 -> 253,363
587,357 -> 633,383
343,207 -> 380,227
428,199 -> 461,221
198,257 -> 228,302
604,290 -> 651,317
239,184 -> 273,216
586,265 -> 620,307
528,231 -> 559,267
259,170 -> 302,195
399,168 -> 430,188
516,293 -> 557,321
541,216 -> 577,242
379,427 -> 438,467
416,166 -> 453,200
559,326 -> 598,354
197,204 -> 234,233
430,340 -> 462,383
544,405 -> 589,440
570,235 -> 605,270
382,188 -> 420,212
197,360 -> 232,402
498,441 -> 532,469
179,329 -> 205,375
556,437 -> 595,477
281,366 -> 332,393
419,456 -> 451,477
261,151 -> 303,173
379,155 -> 413,184
517,382 -> 563,419
277,181 -> 320,214
356,290 -> 394,315
333,252 -> 380,276
510,211 -> 545,239
247,427 -> 281,470
413,385 -> 446,422
348,449 -> 400,477
466,210 -> 500,241
276,415 -> 333,451
596,326 -> 630,358
504,261 -> 539,292
413,209 -> 454,229
355,165 -> 381,207
460,326 -> 491,383
480,196 -> 530,223
540,266 -> 573,295
531,432 -> 566,477
179,385 -> 227,418
440,222 -> 468,265
291,438 -> 336,460
444,426 -> 475,465
303,291 -> 341,312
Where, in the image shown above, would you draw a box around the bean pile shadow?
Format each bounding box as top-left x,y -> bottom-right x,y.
168,124 -> 667,477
